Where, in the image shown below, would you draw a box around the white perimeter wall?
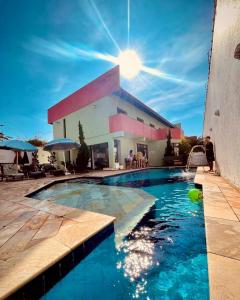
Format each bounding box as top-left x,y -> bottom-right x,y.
204,0 -> 240,187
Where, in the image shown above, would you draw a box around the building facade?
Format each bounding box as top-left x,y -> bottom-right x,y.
204,0 -> 240,187
48,66 -> 183,169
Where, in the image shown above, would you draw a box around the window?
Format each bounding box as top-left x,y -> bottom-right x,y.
90,142 -> 109,169
137,144 -> 148,158
117,107 -> 127,115
234,43 -> 240,60
137,117 -> 144,123
149,123 -> 155,128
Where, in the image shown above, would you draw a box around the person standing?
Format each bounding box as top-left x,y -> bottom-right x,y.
205,136 -> 215,172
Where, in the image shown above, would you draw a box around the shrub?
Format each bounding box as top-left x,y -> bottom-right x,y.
75,122 -> 90,171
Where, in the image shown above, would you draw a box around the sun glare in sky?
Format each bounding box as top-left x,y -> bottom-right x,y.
117,50 -> 142,79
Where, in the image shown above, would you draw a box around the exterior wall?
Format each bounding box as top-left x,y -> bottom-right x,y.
48,66 -> 120,124
148,141 -> 167,166
52,96 -> 116,167
113,95 -> 168,129
204,0 -> 240,187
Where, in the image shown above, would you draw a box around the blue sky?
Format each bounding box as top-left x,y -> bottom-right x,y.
0,0 -> 213,140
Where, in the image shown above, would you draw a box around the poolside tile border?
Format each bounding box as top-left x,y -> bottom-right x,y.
194,167 -> 240,300
7,223 -> 114,300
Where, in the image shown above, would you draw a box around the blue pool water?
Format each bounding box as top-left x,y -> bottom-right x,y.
42,169 -> 209,300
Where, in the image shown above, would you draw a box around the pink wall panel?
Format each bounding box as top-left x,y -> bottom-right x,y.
109,114 -> 182,141
48,66 -> 120,124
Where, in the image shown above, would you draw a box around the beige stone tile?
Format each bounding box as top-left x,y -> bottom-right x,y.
208,253 -> 240,300
0,203 -> 23,217
0,229 -> 38,261
231,207 -> 240,219
65,209 -> 115,224
33,216 -> 63,240
0,224 -> 25,247
228,200 -> 240,209
204,202 -> 238,221
20,211 -> 49,232
203,198 -> 230,208
0,238 -> 70,299
55,217 -> 114,249
41,202 -> 76,217
206,217 -> 240,260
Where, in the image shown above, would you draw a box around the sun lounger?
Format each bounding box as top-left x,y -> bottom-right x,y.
2,164 -> 24,181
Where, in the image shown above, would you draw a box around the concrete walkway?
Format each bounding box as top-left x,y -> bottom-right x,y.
195,167 -> 240,300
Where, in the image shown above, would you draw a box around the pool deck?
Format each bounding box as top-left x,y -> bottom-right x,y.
195,167 -> 240,300
1,167 -> 240,299
0,169 -> 140,299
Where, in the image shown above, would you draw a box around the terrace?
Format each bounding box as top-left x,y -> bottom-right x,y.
0,168 -> 239,299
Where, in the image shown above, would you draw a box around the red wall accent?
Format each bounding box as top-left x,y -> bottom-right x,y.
48,66 -> 120,124
109,114 -> 182,140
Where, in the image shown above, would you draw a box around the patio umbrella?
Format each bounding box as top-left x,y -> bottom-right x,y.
43,138 -> 80,173
0,140 -> 37,164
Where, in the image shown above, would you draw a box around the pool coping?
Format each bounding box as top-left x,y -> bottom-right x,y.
194,167 -> 240,300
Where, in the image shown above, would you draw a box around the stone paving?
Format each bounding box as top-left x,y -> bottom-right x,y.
195,167 -> 240,300
1,167 -> 240,299
0,169 -> 136,299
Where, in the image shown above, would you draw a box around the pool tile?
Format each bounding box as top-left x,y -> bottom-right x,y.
208,253 -> 240,300
205,217 -> 240,260
203,202 -> 238,221
0,238 -> 70,299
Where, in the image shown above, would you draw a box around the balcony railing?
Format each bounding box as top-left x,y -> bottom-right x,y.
109,114 -> 182,140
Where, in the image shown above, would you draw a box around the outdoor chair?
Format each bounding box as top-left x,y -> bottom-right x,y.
2,164 -> 24,181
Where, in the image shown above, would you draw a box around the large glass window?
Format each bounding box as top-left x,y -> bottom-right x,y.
90,142 -> 109,169
137,143 -> 148,158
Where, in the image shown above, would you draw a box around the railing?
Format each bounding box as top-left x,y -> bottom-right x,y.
109,114 -> 182,140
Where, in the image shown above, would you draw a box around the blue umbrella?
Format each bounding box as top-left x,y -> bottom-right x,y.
0,139 -> 37,164
43,138 -> 80,173
0,140 -> 37,152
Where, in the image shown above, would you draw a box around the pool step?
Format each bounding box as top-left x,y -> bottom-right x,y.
68,177 -> 103,185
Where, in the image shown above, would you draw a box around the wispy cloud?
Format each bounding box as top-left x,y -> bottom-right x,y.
169,107 -> 203,123
23,36 -> 117,63
51,76 -> 69,93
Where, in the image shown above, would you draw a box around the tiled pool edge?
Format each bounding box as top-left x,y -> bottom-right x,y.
0,172 -> 120,300
194,167 -> 240,300
6,223 -> 114,300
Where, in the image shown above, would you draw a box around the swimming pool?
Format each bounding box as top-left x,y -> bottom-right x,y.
41,168 -> 209,299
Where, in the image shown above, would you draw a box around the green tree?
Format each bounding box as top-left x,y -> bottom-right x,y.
75,122 -> 90,171
28,138 -> 46,147
179,136 -> 203,164
164,130 -> 173,156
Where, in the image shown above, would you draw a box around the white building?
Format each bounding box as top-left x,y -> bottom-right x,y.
48,66 -> 183,169
204,0 -> 240,187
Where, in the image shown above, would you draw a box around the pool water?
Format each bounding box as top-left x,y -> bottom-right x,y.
42,169 -> 209,300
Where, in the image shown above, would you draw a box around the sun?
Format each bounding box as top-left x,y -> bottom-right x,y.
117,50 -> 142,79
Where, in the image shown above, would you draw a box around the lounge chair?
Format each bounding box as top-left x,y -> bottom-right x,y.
2,164 -> 24,181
